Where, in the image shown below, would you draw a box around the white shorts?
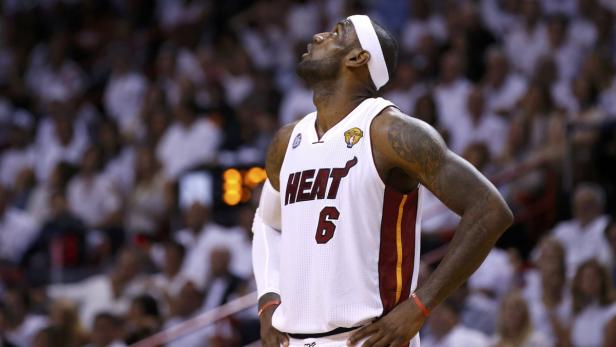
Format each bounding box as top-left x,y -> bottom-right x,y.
287,330 -> 420,347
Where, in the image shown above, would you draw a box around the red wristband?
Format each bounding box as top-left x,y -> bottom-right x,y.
411,293 -> 430,318
258,300 -> 281,318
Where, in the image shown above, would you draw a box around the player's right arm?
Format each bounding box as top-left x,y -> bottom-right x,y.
253,121 -> 297,347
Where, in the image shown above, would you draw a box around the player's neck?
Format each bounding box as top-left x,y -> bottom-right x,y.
312,80 -> 370,136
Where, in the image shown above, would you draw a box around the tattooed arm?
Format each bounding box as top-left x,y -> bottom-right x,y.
349,108 -> 513,346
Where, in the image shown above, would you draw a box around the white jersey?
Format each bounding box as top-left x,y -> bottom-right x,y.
273,97 -> 424,337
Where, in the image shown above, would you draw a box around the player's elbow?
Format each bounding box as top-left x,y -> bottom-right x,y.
494,199 -> 514,231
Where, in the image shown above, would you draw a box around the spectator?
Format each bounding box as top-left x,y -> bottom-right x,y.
235,1 -> 293,74
86,313 -> 126,347
202,247 -> 245,311
180,202 -> 245,288
103,47 -> 148,139
434,50 -> 472,132
152,45 -> 181,107
504,0 -> 548,77
400,0 -> 447,52
458,2 -> 497,82
34,107 -> 89,183
0,110 -> 35,190
174,202 -> 211,251
47,299 -> 87,347
412,93 -> 447,140
449,85 -> 507,156
98,119 -> 135,195
220,47 -> 257,108
124,295 -> 161,344
164,281 -> 211,347
22,190 -> 88,282
584,52 -> 616,118
278,77 -> 315,125
491,291 -> 551,347
66,146 -> 122,229
156,99 -> 222,179
0,288 -> 48,347
482,46 -> 527,117
525,237 -> 571,346
422,298 -> 489,347
26,162 -> 76,223
462,248 -> 514,335
25,32 -> 84,105
124,146 -> 170,237
148,241 -> 190,306
501,83 -> 566,166
552,183 -> 612,277
144,107 -> 171,149
383,60 -> 427,115
570,259 -> 616,347
0,187 -> 39,265
569,75 -> 606,181
543,15 -> 581,81
47,247 -> 148,329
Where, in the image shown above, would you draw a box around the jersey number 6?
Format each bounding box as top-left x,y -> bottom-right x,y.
315,207 -> 340,244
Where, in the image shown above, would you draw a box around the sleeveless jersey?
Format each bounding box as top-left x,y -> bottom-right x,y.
273,97 -> 424,334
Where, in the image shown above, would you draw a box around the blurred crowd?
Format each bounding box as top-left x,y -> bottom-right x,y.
0,0 -> 616,346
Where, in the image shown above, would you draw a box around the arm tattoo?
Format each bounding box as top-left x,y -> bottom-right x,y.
386,116 -> 446,180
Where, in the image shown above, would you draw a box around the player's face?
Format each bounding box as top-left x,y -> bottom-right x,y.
297,20 -> 356,85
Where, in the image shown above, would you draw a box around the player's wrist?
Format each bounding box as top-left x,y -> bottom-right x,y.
410,293 -> 430,318
258,299 -> 281,320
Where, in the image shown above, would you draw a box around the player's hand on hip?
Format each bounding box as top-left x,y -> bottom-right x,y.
347,299 -> 425,347
259,306 -> 289,347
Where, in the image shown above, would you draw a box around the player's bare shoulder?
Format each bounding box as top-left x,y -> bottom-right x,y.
266,120 -> 301,190
371,106 -> 448,181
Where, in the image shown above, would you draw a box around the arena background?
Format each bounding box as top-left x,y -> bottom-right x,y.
1,0 -> 616,346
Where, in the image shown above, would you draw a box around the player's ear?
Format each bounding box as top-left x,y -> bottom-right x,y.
345,48 -> 370,68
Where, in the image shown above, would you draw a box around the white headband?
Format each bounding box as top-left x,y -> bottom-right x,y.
347,15 -> 389,90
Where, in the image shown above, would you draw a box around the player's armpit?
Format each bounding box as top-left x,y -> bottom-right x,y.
372,108 -> 513,311
265,121 -> 299,190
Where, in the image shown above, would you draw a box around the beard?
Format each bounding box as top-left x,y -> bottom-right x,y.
296,55 -> 341,87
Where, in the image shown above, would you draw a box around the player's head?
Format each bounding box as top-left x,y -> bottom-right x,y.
297,15 -> 398,93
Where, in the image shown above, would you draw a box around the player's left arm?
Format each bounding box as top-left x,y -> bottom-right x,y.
349,108 -> 513,347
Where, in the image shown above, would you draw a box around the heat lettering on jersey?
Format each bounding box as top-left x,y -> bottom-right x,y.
284,157 -> 358,205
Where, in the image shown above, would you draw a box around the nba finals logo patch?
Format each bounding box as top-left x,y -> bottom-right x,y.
344,127 -> 363,148
292,133 -> 302,149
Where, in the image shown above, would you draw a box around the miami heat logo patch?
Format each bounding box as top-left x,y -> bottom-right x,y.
344,127 -> 363,148
292,133 -> 302,148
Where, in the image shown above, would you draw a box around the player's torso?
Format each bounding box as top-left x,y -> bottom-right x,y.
279,98 -> 389,249
275,97 -> 423,334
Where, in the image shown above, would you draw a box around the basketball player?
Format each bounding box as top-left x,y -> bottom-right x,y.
252,15 -> 513,347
